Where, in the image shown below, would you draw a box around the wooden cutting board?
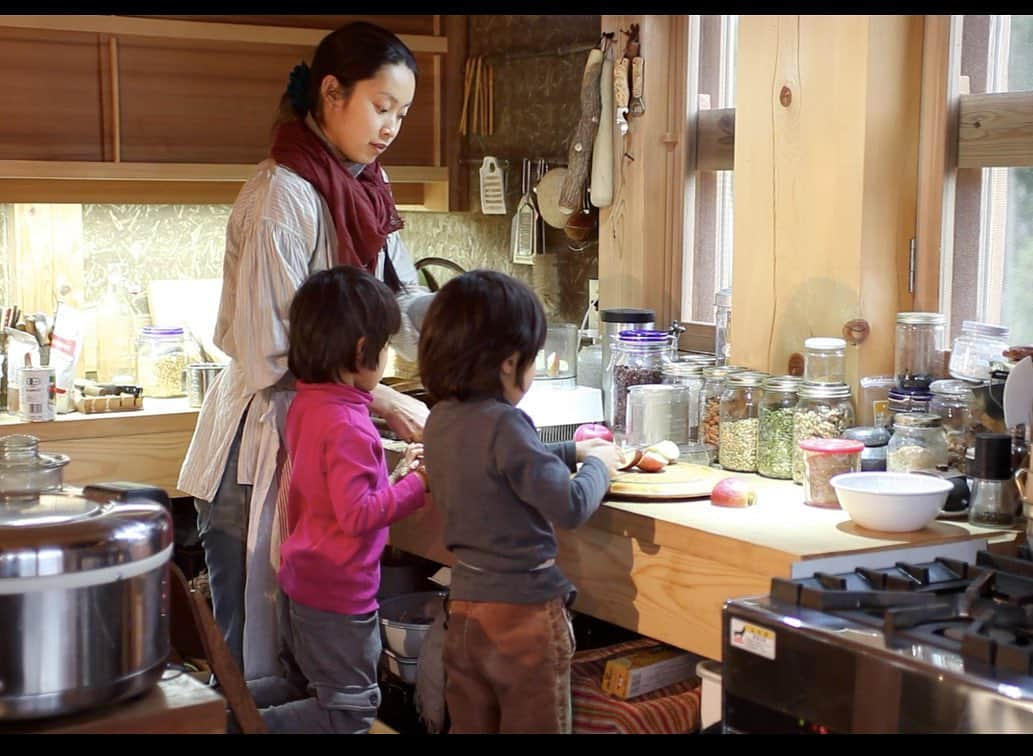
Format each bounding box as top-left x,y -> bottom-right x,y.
608,463 -> 733,500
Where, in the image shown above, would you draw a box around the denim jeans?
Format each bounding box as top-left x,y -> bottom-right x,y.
195,418 -> 250,673
443,596 -> 575,733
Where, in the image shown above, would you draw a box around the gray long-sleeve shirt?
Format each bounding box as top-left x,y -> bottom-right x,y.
423,396 -> 610,604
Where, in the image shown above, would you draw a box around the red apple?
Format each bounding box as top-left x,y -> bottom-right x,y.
573,423 -> 614,443
710,477 -> 757,508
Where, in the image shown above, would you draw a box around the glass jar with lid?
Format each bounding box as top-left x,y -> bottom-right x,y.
887,387 -> 932,419
608,329 -> 674,434
894,312 -> 946,390
663,358 -> 705,442
699,365 -> 747,454
928,378 -> 975,472
841,426 -> 892,472
799,438 -> 864,508
792,381 -> 855,483
714,288 -> 732,366
719,372 -> 767,472
137,325 -> 188,398
757,375 -> 802,479
803,337 -> 847,384
949,321 -> 1010,382
886,412 -> 948,472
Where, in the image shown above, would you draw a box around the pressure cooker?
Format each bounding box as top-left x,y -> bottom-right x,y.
0,434 -> 173,720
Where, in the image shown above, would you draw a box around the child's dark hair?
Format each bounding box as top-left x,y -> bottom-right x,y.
289,266 -> 401,383
277,21 -> 419,126
418,270 -> 547,402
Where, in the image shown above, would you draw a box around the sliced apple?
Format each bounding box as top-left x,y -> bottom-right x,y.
617,448 -> 643,471
635,450 -> 669,473
644,440 -> 680,464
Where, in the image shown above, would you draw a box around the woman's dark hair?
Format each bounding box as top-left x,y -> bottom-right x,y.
277,21 -> 419,126
289,265 -> 401,383
418,270 -> 547,402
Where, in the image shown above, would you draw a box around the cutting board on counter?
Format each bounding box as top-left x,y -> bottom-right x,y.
607,463 -> 733,500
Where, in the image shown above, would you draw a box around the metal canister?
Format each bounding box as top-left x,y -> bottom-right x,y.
18,366 -> 55,422
186,363 -> 225,408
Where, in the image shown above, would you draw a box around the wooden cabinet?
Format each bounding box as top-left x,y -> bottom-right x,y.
0,15 -> 464,210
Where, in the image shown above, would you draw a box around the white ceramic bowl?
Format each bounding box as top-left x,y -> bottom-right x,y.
830,472 -> 953,532
378,590 -> 446,658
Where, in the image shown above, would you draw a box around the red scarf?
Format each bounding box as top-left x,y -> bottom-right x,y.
270,119 -> 403,272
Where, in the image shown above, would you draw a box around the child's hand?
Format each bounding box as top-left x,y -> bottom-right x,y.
576,439 -> 623,476
390,442 -> 424,484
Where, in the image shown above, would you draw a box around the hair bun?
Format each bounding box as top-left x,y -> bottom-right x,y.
287,61 -> 311,115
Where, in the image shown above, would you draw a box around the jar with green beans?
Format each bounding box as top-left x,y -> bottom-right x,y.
699,365 -> 747,456
719,372 -> 768,472
757,375 -> 802,479
791,381 -> 855,483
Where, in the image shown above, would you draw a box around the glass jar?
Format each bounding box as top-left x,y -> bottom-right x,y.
887,387 -> 932,419
608,329 -> 674,434
757,375 -> 802,479
699,365 -> 747,456
886,413 -> 948,472
626,384 -> 691,450
841,426 -> 891,472
859,374 -> 897,427
137,326 -> 187,398
576,331 -> 603,390
714,288 -> 732,366
949,321 -> 1010,382
799,438 -> 864,508
894,312 -> 946,390
928,378 -> 975,472
803,337 -> 846,384
718,372 -> 767,472
792,382 -> 855,483
662,359 -> 705,443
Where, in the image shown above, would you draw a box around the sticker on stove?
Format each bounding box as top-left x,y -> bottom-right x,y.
730,618 -> 776,660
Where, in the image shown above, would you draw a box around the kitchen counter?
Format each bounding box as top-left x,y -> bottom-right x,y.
0,398 -> 198,496
0,671 -> 226,734
387,464 -> 1021,661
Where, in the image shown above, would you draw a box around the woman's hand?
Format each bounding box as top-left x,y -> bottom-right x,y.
371,384 -> 429,442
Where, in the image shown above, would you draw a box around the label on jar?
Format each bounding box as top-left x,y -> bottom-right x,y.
18,366 -> 56,422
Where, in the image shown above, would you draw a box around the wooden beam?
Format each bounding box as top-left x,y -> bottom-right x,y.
696,106 -> 735,172
0,15 -> 447,53
958,90 -> 1033,167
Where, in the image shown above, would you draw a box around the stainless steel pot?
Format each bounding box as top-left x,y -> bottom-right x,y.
0,434 -> 172,720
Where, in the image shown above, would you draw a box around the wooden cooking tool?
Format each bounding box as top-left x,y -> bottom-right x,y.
608,463 -> 734,500
559,47 -> 604,214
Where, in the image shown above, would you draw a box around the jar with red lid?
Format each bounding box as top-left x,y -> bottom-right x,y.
799,437 -> 864,508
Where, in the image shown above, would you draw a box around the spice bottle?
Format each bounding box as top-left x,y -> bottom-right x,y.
968,432 -> 1016,527
886,412 -> 948,473
799,438 -> 864,508
718,372 -> 767,472
792,382 -> 855,483
137,326 -> 187,398
757,375 -> 802,479
607,329 -> 673,434
699,365 -> 747,455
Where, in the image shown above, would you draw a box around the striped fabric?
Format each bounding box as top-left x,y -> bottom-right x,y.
571,638 -> 702,734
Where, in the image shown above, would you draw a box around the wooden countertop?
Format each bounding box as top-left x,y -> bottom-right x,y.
0,671 -> 226,734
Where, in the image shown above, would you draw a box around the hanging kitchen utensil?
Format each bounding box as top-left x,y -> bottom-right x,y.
534,166 -> 570,229
479,156 -> 506,215
1003,356 -> 1033,430
590,42 -> 615,208
564,185 -> 597,246
629,55 -> 646,118
511,159 -> 536,266
534,159 -> 546,256
614,55 -> 630,137
559,46 -> 604,215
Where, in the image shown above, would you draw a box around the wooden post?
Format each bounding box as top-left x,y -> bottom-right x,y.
730,15 -> 924,391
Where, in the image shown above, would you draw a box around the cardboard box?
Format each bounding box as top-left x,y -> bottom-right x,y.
601,644 -> 698,700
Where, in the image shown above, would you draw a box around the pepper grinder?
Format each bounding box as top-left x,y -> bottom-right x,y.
968,432 -> 1016,527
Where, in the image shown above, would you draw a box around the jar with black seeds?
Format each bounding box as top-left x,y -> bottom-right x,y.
792,381 -> 855,483
607,329 -> 673,435
757,375 -> 802,479
719,371 -> 768,472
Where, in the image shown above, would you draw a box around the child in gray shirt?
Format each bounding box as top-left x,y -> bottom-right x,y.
419,270 -> 622,733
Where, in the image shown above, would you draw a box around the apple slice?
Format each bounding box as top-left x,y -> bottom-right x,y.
635,450 -> 669,473
644,440 -> 680,464
617,448 -> 643,471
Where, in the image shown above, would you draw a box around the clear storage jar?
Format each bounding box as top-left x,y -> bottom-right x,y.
949,321 -> 1010,382
929,378 -> 975,472
714,288 -> 732,366
662,359 -> 705,443
757,375 -> 802,479
626,384 -> 691,450
799,438 -> 864,508
894,312 -> 946,390
792,382 -> 855,483
887,387 -> 932,419
699,365 -> 747,455
137,326 -> 187,398
803,337 -> 846,384
859,374 -> 896,427
719,372 -> 767,472
608,329 -> 674,434
886,412 -> 948,472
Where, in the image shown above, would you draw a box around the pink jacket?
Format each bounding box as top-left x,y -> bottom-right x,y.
278,381 -> 425,615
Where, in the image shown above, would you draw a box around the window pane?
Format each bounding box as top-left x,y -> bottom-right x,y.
1000,167 -> 1033,344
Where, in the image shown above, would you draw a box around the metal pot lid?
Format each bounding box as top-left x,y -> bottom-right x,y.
0,490 -> 172,580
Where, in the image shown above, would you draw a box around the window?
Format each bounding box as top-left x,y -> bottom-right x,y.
943,15 -> 1033,345
680,15 -> 737,330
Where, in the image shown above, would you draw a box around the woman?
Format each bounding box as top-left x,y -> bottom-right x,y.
177,21 -> 433,680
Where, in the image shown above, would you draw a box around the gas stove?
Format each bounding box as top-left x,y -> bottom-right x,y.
722,546 -> 1033,733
